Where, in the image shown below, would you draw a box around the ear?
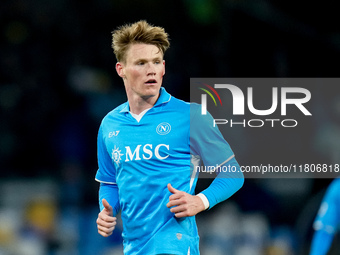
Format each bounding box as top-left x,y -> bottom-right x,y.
162,60 -> 166,76
116,62 -> 125,78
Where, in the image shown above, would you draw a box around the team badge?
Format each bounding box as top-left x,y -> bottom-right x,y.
156,122 -> 171,135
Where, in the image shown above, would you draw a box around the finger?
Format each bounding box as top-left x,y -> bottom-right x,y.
102,199 -> 113,211
167,183 -> 179,194
99,215 -> 116,223
97,217 -> 117,227
97,224 -> 116,233
98,228 -> 113,237
98,212 -> 116,222
170,205 -> 186,213
174,211 -> 190,218
166,199 -> 183,208
169,193 -> 182,201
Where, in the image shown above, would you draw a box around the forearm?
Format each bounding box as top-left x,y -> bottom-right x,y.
99,183 -> 120,216
200,157 -> 244,209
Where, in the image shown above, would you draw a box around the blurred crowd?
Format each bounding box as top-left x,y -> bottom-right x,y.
1,0 -> 340,254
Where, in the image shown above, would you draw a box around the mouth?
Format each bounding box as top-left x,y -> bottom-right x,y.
145,79 -> 157,85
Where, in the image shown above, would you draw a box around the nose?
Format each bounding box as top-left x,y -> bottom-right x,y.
147,63 -> 156,75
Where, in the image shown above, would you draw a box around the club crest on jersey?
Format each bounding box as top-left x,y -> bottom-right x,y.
112,146 -> 123,166
156,122 -> 171,135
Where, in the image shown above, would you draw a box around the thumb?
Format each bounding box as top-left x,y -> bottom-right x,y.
102,199 -> 113,215
167,183 -> 178,194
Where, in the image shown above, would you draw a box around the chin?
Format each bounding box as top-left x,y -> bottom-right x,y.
141,90 -> 159,99
146,86 -> 160,93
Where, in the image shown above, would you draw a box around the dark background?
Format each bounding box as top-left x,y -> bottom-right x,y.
0,0 -> 339,254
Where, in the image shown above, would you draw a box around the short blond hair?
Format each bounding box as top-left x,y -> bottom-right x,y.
112,20 -> 170,63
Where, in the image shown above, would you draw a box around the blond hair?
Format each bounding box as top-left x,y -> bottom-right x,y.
112,20 -> 170,63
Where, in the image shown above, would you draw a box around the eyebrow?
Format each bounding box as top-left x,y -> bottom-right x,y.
134,57 -> 163,63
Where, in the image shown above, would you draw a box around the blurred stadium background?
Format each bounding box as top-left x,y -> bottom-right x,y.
1,0 -> 340,254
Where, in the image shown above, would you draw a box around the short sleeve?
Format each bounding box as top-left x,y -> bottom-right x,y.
190,103 -> 234,167
95,125 -> 117,184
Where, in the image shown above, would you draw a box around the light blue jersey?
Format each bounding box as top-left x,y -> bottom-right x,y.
310,178 -> 340,255
95,88 -> 243,254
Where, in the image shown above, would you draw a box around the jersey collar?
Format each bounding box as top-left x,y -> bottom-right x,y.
154,87 -> 172,107
119,87 -> 171,113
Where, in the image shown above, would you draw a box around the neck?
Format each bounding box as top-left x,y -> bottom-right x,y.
128,94 -> 159,115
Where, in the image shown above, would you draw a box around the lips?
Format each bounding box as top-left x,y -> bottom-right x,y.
145,79 -> 157,84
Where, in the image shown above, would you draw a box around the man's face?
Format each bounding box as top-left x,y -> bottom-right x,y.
116,43 -> 165,100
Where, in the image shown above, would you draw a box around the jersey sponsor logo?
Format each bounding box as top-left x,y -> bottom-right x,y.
156,122 -> 171,135
109,131 -> 120,137
111,144 -> 170,165
125,144 -> 169,161
112,146 -> 123,166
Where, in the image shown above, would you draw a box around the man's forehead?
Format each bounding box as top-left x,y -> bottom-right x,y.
126,43 -> 163,60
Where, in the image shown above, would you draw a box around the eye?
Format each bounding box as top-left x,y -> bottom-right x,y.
137,61 -> 145,66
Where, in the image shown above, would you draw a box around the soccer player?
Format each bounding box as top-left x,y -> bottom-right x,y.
310,178 -> 340,255
95,20 -> 244,255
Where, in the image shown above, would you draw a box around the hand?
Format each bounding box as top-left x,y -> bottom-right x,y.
166,183 -> 205,218
96,199 -> 117,237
